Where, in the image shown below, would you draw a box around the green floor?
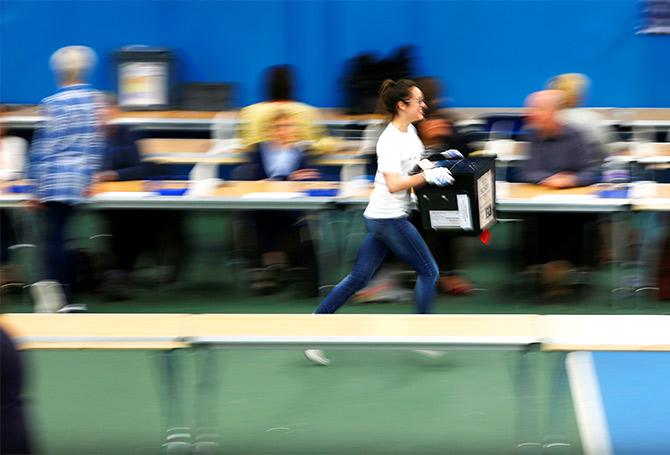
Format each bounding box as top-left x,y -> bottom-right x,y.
22,348 -> 578,454
0,277 -> 600,455
3,212 -> 667,453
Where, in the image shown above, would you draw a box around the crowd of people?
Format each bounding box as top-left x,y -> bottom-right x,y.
0,45 -> 615,316
0,46 -> 633,446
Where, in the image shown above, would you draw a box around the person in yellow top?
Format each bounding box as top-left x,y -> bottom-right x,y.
236,65 -> 340,155
546,73 -> 615,159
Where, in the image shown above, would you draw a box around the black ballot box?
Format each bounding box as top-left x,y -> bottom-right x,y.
415,157 -> 496,234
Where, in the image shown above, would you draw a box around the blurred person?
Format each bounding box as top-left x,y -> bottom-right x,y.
343,46 -> 415,115
522,90 -> 601,189
232,111 -> 321,296
415,76 -> 471,131
416,112 -> 474,295
353,112 -> 475,300
26,45 -> 105,313
92,100 -> 160,300
94,101 -> 156,184
547,73 -> 615,159
0,109 -> 28,288
548,73 -> 617,265
414,76 -> 445,115
236,65 -> 339,154
353,81 -> 476,301
0,327 -> 33,454
418,112 -> 474,158
520,90 -> 602,295
0,109 -> 27,181
305,79 -> 454,365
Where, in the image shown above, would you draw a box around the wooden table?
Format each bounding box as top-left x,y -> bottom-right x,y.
1,313 -> 187,350
0,313 -> 545,352
138,138 -> 369,166
497,183 -> 630,213
184,313 -> 540,350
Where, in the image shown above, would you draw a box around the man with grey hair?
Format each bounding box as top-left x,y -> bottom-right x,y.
522,89 -> 601,188
27,45 -> 105,312
521,89 -> 602,296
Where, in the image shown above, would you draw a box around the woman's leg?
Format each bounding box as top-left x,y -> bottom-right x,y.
379,219 -> 439,314
314,231 -> 389,314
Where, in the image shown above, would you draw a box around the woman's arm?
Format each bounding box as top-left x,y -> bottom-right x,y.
383,172 -> 426,193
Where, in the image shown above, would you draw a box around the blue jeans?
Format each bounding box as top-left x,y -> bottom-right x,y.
315,217 -> 439,314
42,202 -> 75,303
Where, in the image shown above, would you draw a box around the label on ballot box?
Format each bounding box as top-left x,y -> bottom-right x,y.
428,194 -> 473,230
416,158 -> 496,235
115,47 -> 176,110
119,62 -> 167,107
477,170 -> 495,229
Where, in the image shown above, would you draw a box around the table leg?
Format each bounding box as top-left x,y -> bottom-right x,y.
543,352 -> 572,454
155,349 -> 191,454
194,346 -> 220,454
512,349 -> 542,455
634,211 -> 663,304
610,211 -> 633,305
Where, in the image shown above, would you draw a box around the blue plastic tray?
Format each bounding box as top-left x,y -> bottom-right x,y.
156,188 -> 188,196
9,184 -> 35,194
304,188 -> 338,197
599,188 -> 629,199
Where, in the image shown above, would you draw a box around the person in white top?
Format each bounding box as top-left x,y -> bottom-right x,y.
0,114 -> 28,287
305,79 -> 454,365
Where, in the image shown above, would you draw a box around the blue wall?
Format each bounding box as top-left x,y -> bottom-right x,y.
1,0 -> 669,107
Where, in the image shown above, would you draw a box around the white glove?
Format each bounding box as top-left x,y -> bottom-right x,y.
423,167 -> 454,187
441,149 -> 464,160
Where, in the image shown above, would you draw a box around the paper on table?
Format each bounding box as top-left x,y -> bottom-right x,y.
532,194 -> 598,202
634,198 -> 670,206
91,192 -> 155,199
629,181 -> 658,198
240,192 -> 304,199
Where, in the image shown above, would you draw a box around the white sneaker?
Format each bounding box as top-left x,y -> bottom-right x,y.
57,304 -> 88,313
304,349 -> 330,366
31,280 -> 65,313
163,427 -> 192,455
413,349 -> 445,359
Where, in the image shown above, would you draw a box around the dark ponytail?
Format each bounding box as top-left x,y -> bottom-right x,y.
378,78 -> 416,119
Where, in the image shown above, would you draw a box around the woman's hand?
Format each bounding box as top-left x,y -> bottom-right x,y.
540,172 -> 577,189
23,198 -> 43,211
423,167 -> 454,186
93,170 -> 119,183
288,168 -> 321,181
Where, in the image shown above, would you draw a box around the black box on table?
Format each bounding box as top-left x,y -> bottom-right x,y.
114,47 -> 178,111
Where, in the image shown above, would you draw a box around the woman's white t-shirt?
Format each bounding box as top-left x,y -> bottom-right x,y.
363,123 -> 424,219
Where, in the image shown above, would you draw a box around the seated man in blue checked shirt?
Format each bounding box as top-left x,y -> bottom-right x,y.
26,45 -> 106,313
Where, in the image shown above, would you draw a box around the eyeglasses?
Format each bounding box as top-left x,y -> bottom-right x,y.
403,98 -> 426,105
